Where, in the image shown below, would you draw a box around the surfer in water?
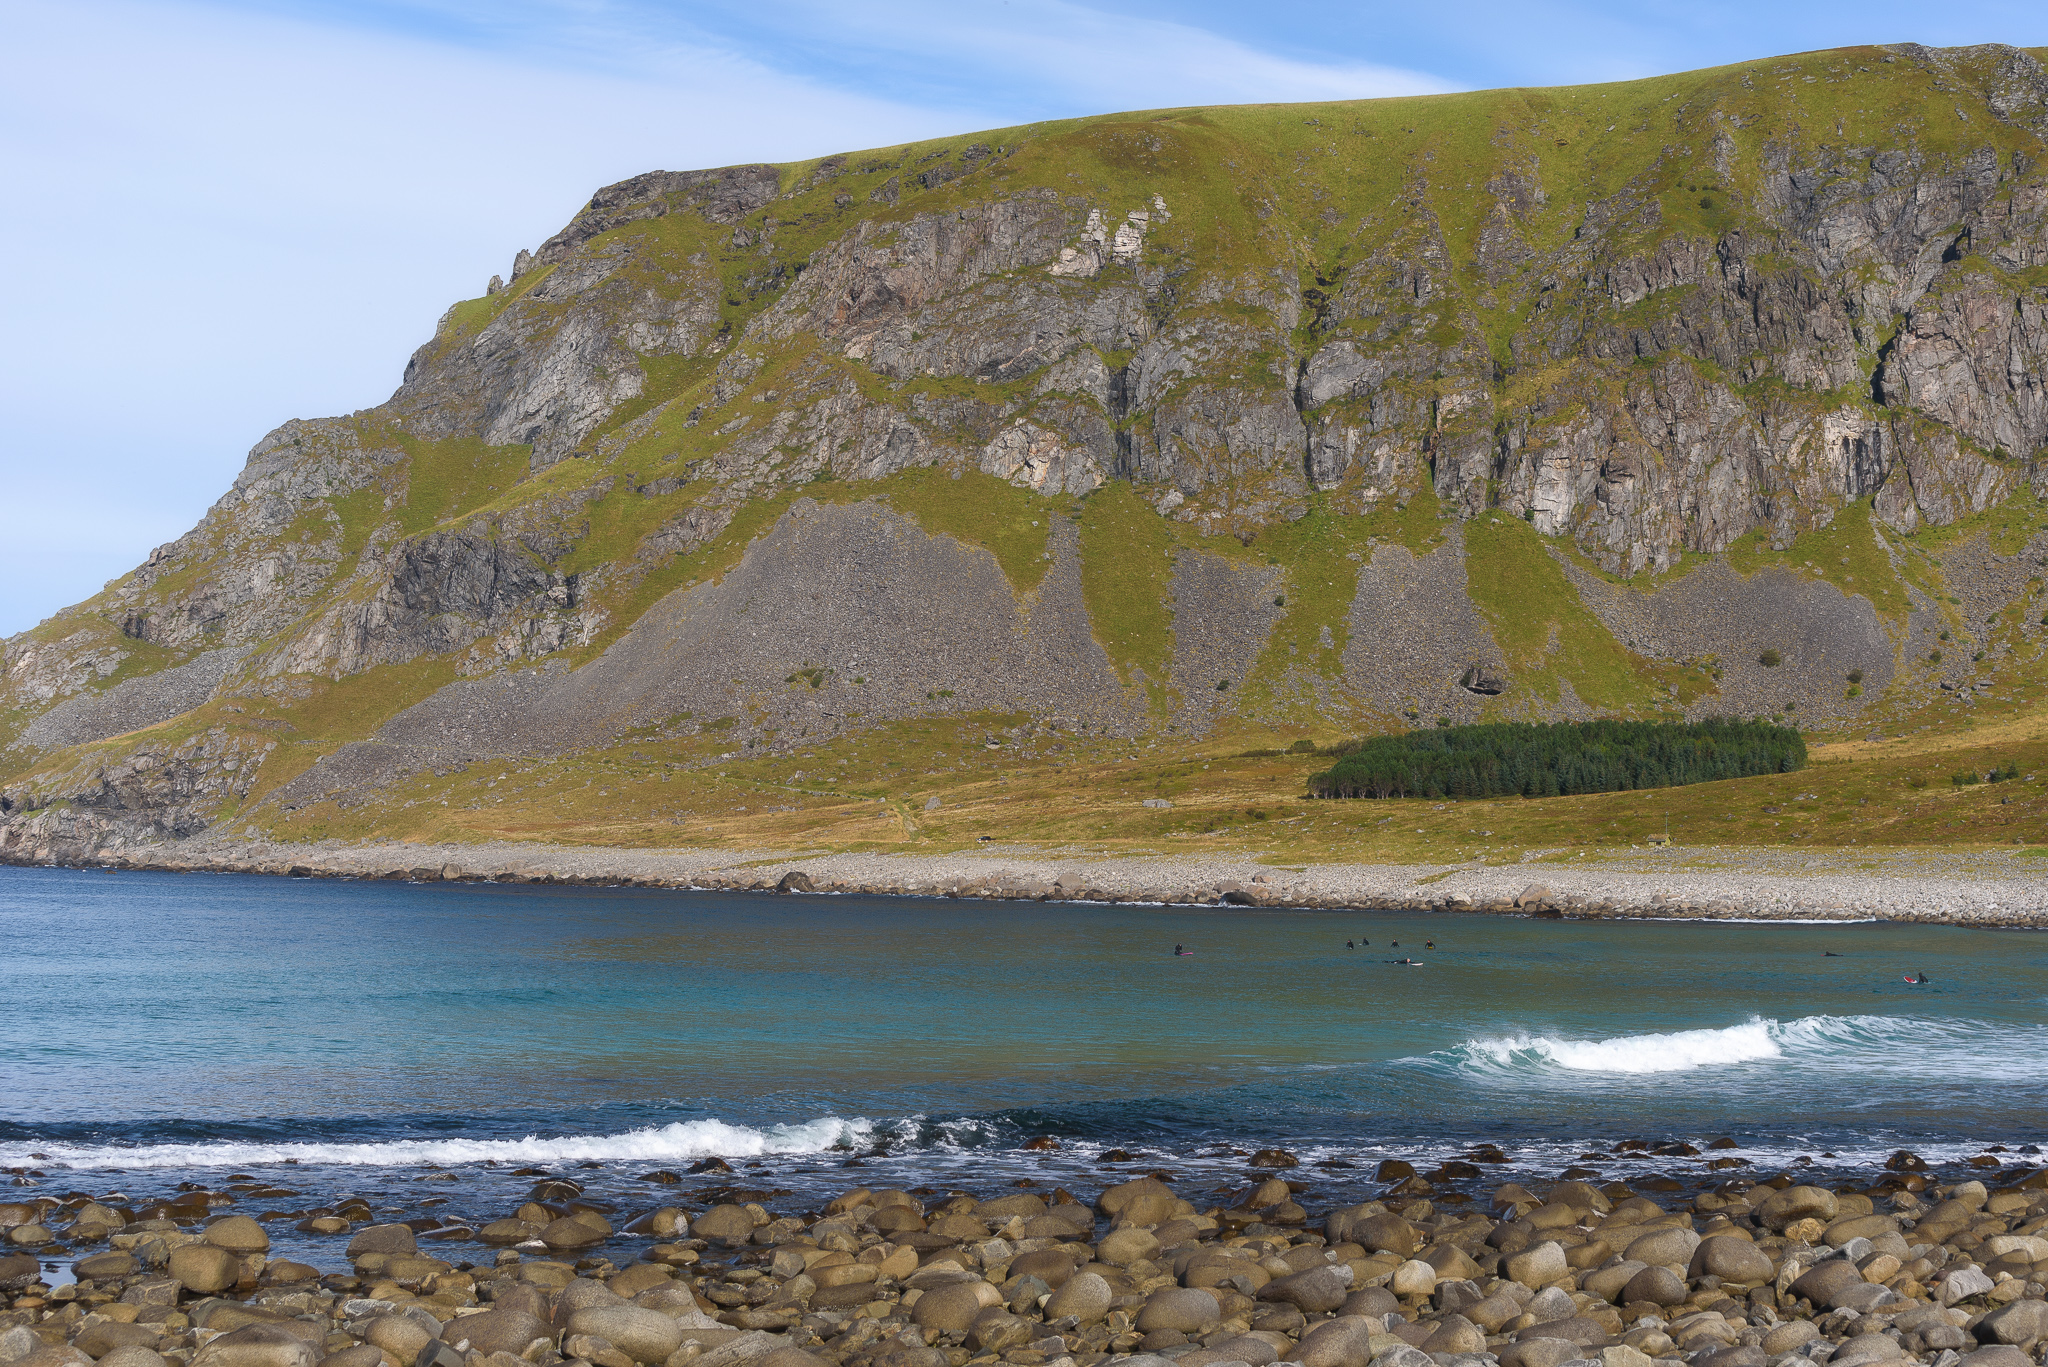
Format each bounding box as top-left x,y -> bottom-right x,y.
1905,971 -> 1929,984
1173,944 -> 1193,957
1346,940 -> 1356,949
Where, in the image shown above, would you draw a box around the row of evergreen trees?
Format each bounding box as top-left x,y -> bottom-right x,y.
1308,718 -> 1806,800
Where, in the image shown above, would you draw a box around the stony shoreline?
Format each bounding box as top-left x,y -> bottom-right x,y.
4,1156 -> 2046,1367
7,838 -> 2046,928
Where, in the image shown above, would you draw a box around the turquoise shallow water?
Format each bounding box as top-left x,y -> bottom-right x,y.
2,865 -> 2044,1267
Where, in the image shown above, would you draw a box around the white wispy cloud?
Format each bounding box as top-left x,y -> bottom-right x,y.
0,0 -> 1456,635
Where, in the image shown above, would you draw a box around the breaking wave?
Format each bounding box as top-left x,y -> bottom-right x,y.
0,1116 -> 878,1171
1422,1014 -> 2037,1079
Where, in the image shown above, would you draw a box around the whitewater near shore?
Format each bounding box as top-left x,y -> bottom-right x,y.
77,835 -> 2048,925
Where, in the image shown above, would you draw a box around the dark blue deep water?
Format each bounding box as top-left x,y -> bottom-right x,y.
3,865 -> 2044,1268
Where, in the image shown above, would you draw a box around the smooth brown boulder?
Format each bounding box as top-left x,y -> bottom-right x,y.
364,1318 -> 432,1367
1825,1214 -> 1900,1244
193,1325 -> 317,1367
1422,1316 -> 1487,1356
97,1350 -> 169,1367
566,1306 -> 682,1364
1009,1249 -> 1075,1288
1582,1261 -> 1647,1305
1790,1259 -> 1864,1306
1293,1316 -> 1380,1367
607,1264 -> 673,1298
1465,1292 -> 1527,1332
1042,1271 -> 1112,1322
966,1310 -> 1035,1354
1517,1317 -> 1608,1347
1758,1185 -> 1839,1231
76,1324 -> 162,1359
479,1219 -> 540,1246
1690,1236 -> 1774,1285
1344,1212 -> 1419,1257
1760,1323 -> 1822,1356
1500,1340 -> 1584,1367
204,1217 -> 270,1255
1977,1301 -> 2048,1347
1338,1287 -> 1398,1319
691,1205 -> 757,1244
75,1251 -> 139,1280
346,1224 -> 417,1259
911,1281 -> 1003,1333
168,1244 -> 241,1294
1960,1349 -> 2034,1367
1135,1288 -> 1222,1334
1622,1265 -> 1687,1306
1098,1226 -> 1161,1266
974,1194 -> 1046,1220
1504,1241 -> 1568,1287
1622,1227 -> 1699,1267
315,1348 -> 384,1367
1259,1264 -> 1353,1313
541,1216 -> 608,1251
757,1351 -> 828,1367
1098,1176 -> 1175,1218
440,1309 -> 547,1357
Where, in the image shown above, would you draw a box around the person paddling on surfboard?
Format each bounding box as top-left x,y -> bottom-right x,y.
1173,944 -> 1193,957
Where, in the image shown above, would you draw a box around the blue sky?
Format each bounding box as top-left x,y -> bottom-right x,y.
3,0 -> 2045,637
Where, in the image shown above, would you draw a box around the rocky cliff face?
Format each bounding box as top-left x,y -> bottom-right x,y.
8,41 -> 2048,861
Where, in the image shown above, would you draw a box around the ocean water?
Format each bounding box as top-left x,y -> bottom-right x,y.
2,866 -> 2045,1270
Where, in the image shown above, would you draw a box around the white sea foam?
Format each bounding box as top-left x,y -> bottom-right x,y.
1458,1018 -> 1784,1074
1437,1013 -> 2029,1078
0,1116 -> 874,1171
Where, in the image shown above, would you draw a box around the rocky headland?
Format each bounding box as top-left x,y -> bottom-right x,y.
7,42 -> 2048,862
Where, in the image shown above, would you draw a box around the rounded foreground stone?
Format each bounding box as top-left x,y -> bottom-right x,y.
1293,1316 -> 1378,1367
1500,1339 -> 1584,1367
346,1224 -> 417,1260
541,1216 -> 608,1251
1622,1227 -> 1699,1268
74,1251 -> 138,1280
1758,1185 -> 1839,1231
1042,1271 -> 1112,1322
365,1317 -> 432,1367
1760,1322 -> 1821,1356
440,1309 -> 547,1357
1622,1265 -> 1687,1307
911,1281 -> 1003,1333
1388,1260 -> 1436,1297
1135,1287 -> 1221,1334
315,1349 -> 386,1367
566,1306 -> 683,1365
76,1323 -> 162,1358
1690,1236 -> 1773,1285
192,1325 -> 317,1367
205,1216 -> 271,1255
1098,1225 -> 1161,1266
691,1205 -> 756,1244
1008,1249 -> 1075,1288
168,1243 -> 241,1294
1421,1315 -> 1486,1355
97,1350 -> 169,1367
1504,1241 -> 1567,1288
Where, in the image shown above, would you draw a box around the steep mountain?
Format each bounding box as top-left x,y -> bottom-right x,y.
8,41 -> 2048,865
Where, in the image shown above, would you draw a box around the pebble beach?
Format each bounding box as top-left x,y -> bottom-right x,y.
5,1157 -> 2048,1367
47,840 -> 2048,928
